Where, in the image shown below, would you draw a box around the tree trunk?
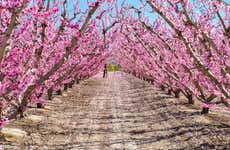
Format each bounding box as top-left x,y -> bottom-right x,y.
201,107 -> 209,114
0,108 -> 2,119
167,89 -> 172,95
187,94 -> 194,104
160,85 -> 165,91
174,89 -> 181,98
64,84 -> 68,91
68,81 -> 74,88
36,93 -> 44,108
56,89 -> 62,95
76,79 -> 79,84
68,83 -> 72,88
47,87 -> 53,100
19,106 -> 24,118
37,103 -> 43,108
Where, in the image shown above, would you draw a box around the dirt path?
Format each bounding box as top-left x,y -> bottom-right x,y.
1,72 -> 230,150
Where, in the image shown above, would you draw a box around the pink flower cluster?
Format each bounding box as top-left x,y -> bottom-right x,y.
0,0 -> 110,119
109,0 -> 230,111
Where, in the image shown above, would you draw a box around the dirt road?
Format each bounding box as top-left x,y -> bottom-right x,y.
1,72 -> 230,149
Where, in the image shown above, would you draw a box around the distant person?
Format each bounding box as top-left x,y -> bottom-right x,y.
103,64 -> 108,78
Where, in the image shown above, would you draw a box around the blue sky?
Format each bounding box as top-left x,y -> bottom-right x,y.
66,0 -> 230,25
66,0 -> 156,23
70,0 -> 230,11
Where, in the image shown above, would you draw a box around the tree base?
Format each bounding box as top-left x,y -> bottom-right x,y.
37,103 -> 44,109
201,107 -> 209,114
47,88 -> 53,100
160,85 -> 165,91
19,106 -> 24,118
187,94 -> 194,104
174,89 -> 180,98
19,112 -> 24,118
64,84 -> 68,91
68,81 -> 74,88
167,89 -> 172,95
56,90 -> 62,95
76,80 -> 79,84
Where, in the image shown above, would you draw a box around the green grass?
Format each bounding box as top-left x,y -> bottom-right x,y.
107,64 -> 120,72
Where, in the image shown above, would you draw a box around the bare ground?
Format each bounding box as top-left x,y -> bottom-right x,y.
1,72 -> 230,150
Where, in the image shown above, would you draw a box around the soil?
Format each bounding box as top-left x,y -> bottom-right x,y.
1,72 -> 230,150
